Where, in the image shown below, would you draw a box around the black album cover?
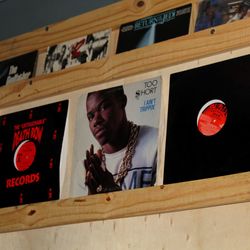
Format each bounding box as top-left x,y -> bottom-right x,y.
0,100 -> 68,208
116,4 -> 191,54
0,51 -> 37,86
164,54 -> 250,184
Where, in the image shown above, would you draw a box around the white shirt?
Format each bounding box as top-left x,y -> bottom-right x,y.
70,125 -> 158,196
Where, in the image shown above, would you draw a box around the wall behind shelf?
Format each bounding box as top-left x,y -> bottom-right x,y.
0,0 -> 119,41
1,201 -> 250,250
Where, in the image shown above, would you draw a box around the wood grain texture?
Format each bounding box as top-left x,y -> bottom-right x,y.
0,172 -> 250,233
1,0 -> 250,235
2,18 -> 250,108
2,201 -> 250,250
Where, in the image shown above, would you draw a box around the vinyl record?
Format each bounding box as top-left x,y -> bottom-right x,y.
0,100 -> 68,208
164,54 -> 250,184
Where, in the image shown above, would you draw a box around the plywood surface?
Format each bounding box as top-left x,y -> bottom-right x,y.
2,15 -> 250,108
1,171 -> 250,233
1,200 -> 250,250
1,0 -> 250,236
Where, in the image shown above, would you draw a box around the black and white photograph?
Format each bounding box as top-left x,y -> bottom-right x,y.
39,29 -> 111,74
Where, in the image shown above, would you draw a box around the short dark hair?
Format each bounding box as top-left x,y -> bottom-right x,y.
87,86 -> 125,101
86,34 -> 95,44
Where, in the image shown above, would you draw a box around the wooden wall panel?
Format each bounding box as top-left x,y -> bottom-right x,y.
2,18 -> 250,109
1,170 -> 250,233
1,200 -> 250,250
0,0 -> 250,242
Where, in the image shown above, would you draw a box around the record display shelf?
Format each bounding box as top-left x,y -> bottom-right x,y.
1,0 -> 250,233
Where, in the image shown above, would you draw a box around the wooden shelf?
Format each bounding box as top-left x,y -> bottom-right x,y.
1,0 -> 250,233
1,172 -> 250,233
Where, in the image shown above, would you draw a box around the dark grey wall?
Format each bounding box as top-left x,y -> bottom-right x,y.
0,0 -> 119,41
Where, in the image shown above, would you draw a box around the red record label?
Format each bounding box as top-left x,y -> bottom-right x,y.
14,140 -> 36,171
197,100 -> 227,136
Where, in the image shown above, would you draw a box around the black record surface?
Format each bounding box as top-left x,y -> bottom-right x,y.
0,100 -> 68,208
164,54 -> 250,184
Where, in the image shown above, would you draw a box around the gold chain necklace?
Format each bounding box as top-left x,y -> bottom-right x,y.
101,121 -> 140,186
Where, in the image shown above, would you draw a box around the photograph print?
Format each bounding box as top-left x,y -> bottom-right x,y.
70,77 -> 162,196
195,0 -> 250,31
41,29 -> 111,74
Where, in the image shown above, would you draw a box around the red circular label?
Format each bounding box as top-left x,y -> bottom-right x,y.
197,100 -> 227,136
14,140 -> 36,171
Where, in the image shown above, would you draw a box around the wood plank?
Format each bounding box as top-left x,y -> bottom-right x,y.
1,0 -> 250,234
1,18 -> 250,108
2,201 -> 250,250
0,172 -> 250,233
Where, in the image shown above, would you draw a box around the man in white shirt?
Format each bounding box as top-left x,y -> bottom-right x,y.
78,86 -> 158,195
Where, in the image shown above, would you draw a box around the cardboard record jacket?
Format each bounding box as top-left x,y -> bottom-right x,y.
116,4 -> 191,54
0,51 -> 37,86
0,100 -> 68,208
164,54 -> 250,184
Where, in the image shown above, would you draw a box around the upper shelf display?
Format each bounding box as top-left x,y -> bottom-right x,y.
116,4 -> 192,53
36,29 -> 111,75
0,51 -> 37,86
195,0 -> 250,31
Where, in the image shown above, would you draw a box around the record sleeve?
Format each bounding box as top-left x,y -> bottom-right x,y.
164,54 -> 250,184
0,100 -> 68,208
70,77 -> 162,197
195,0 -> 250,32
37,29 -> 111,75
116,4 -> 191,54
0,51 -> 37,86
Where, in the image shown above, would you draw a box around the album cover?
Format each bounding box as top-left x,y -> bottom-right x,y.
164,54 -> 250,184
70,77 -> 162,197
0,100 -> 68,208
0,51 -> 37,86
195,0 -> 250,32
116,4 -> 191,54
38,29 -> 111,75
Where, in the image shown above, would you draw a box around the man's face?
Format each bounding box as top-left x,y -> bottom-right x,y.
86,91 -> 125,147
